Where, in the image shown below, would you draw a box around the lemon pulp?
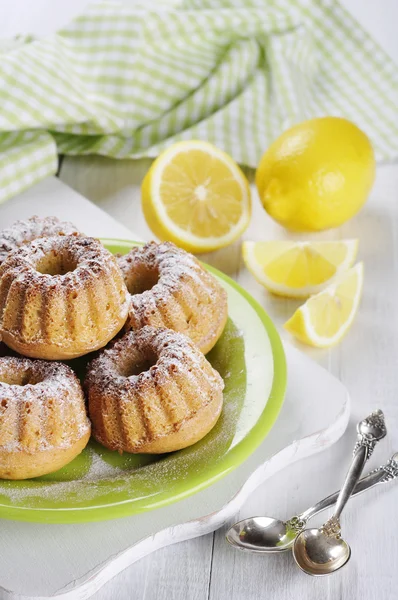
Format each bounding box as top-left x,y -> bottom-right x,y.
142,141 -> 251,253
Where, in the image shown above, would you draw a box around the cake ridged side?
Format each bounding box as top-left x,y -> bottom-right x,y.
118,242 -> 228,354
85,326 -> 224,453
0,236 -> 130,359
0,357 -> 90,454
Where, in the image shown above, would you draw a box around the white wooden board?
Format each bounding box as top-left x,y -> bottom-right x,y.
0,177 -> 139,242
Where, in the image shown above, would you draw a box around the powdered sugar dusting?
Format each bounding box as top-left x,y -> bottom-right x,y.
0,447 -> 124,504
0,356 -> 90,453
0,235 -> 130,356
87,326 -> 223,394
86,326 -> 224,451
117,241 -> 228,351
0,235 -> 121,286
118,242 -> 216,315
84,448 -> 124,480
0,216 -> 80,266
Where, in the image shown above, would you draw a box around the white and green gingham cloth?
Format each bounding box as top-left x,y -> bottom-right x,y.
1,0 -> 398,204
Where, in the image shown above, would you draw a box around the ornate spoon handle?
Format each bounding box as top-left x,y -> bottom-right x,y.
323,409 -> 387,536
286,411 -> 388,535
286,452 -> 398,532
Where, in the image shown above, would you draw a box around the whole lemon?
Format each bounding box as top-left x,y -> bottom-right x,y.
256,117 -> 375,231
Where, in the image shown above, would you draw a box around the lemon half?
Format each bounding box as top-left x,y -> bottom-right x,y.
142,141 -> 251,253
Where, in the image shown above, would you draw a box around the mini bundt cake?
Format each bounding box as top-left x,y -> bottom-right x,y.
117,242 -> 228,354
0,236 -> 129,360
0,216 -> 80,266
85,326 -> 224,454
0,356 -> 91,479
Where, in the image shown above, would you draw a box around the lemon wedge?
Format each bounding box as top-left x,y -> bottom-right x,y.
284,263 -> 364,347
242,240 -> 358,298
141,141 -> 251,253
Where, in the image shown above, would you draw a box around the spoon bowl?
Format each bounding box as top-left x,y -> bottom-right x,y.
293,528 -> 351,576
226,517 -> 298,553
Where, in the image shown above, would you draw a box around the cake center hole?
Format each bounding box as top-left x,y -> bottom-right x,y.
0,369 -> 37,386
35,251 -> 78,276
126,265 -> 159,295
118,349 -> 158,378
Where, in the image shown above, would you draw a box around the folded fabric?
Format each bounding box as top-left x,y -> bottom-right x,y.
1,0 -> 397,205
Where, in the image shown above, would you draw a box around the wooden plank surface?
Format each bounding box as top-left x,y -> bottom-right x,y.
60,157 -> 398,600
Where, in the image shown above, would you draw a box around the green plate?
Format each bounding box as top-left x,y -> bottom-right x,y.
0,240 -> 286,523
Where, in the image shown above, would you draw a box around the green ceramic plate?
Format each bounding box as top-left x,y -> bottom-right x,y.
0,240 -> 286,523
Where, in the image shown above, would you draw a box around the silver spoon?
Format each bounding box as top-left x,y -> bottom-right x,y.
226,450 -> 397,553
292,409 -> 387,576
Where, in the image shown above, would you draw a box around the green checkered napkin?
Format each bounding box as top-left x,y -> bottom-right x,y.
1,0 -> 397,205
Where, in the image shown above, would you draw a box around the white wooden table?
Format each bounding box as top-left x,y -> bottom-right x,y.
1,2 -> 398,599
